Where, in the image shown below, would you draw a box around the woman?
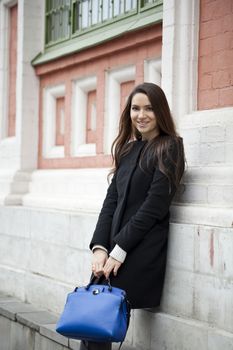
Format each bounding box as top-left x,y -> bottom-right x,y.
80,83 -> 185,350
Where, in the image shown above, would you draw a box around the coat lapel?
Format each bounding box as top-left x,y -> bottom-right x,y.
121,141 -> 146,199
110,141 -> 146,245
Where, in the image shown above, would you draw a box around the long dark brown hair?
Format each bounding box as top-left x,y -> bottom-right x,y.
110,82 -> 185,188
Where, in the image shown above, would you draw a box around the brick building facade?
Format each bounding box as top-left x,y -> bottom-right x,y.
0,0 -> 233,349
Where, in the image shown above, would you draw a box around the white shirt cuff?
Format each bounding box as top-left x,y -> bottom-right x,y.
110,244 -> 127,263
92,245 -> 108,254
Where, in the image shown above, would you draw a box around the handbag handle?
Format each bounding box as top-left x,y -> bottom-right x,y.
85,276 -> 113,292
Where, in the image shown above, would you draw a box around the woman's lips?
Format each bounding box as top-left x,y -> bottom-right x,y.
137,122 -> 149,127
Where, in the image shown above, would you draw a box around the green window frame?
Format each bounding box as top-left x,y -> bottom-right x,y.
45,0 -> 71,46
45,0 -> 163,48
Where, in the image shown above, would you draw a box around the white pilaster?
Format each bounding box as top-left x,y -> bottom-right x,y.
17,0 -> 44,169
0,0 -> 45,204
0,0 -> 19,170
0,1 -> 14,140
161,0 -> 200,121
104,65 -> 136,154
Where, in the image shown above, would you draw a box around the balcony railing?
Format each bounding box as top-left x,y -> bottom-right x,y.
45,0 -> 162,47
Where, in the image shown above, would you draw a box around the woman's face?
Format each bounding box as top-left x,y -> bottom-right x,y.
130,93 -> 159,140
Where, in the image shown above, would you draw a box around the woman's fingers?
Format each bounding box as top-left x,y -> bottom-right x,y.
92,262 -> 104,277
113,264 -> 119,276
91,249 -> 108,277
92,254 -> 122,279
103,257 -> 121,279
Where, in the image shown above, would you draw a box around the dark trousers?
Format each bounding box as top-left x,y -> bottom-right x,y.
79,340 -> 112,350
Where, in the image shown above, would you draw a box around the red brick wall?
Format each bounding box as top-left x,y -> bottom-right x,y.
198,0 -> 233,110
8,4 -> 18,137
36,24 -> 162,169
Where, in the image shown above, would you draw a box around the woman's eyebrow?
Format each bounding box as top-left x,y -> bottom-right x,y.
131,104 -> 152,107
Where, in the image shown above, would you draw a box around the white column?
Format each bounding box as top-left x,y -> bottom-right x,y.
17,0 -> 45,169
161,0 -> 200,120
0,1 -> 11,140
0,0 -> 45,204
0,0 -> 44,171
0,0 -> 19,169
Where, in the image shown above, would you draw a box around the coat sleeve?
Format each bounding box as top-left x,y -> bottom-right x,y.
113,140 -> 184,253
89,174 -> 118,252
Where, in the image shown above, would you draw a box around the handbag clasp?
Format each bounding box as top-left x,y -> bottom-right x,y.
93,289 -> 100,295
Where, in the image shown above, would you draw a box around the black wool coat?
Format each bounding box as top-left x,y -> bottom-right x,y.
90,138 -> 183,309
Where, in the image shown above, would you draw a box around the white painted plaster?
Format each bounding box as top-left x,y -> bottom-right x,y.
104,65 -> 136,154
71,75 -> 97,157
144,58 -> 161,85
42,84 -> 65,159
162,0 -> 200,121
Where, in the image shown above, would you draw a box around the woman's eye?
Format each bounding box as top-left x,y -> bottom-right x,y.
146,107 -> 153,111
131,106 -> 139,111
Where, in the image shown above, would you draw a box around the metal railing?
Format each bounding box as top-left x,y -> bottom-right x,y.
72,0 -> 136,31
45,0 -> 162,47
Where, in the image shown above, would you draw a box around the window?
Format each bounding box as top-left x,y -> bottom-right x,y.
45,0 -> 71,44
45,0 -> 162,47
72,0 -> 136,32
143,0 -> 158,5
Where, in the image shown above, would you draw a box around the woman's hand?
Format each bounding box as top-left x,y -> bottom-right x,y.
103,256 -> 122,279
92,249 -> 108,278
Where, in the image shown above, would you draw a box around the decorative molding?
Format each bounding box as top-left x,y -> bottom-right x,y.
42,84 -> 65,159
104,65 -> 136,154
71,76 -> 97,157
144,58 -> 161,85
33,23 -> 162,71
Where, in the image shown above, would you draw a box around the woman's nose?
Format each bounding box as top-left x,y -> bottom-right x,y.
138,109 -> 145,118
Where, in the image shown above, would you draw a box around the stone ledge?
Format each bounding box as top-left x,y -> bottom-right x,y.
40,323 -> 69,347
170,204 -> 233,228
180,107 -> 233,128
0,293 -> 137,350
16,310 -> 58,331
0,300 -> 40,321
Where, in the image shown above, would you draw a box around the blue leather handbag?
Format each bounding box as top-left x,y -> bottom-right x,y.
56,278 -> 130,344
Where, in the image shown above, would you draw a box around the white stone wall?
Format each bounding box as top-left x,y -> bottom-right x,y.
0,205 -> 233,349
0,0 -> 233,348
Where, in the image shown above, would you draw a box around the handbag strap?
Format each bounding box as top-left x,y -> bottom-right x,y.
85,276 -> 112,292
